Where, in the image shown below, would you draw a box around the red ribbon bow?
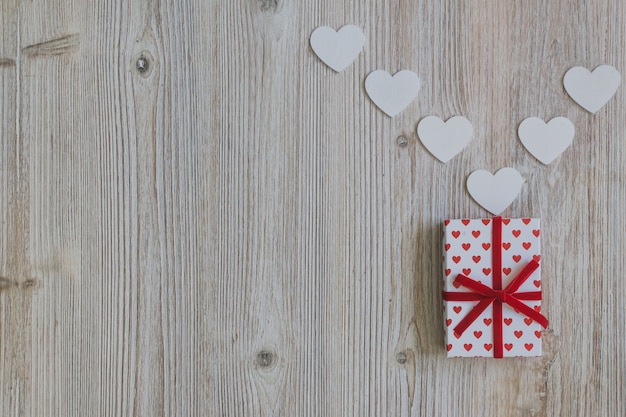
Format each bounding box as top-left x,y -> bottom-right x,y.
442,216 -> 549,358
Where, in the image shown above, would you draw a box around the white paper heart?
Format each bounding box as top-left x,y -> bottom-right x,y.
518,117 -> 575,164
310,25 -> 365,72
563,65 -> 621,113
466,168 -> 523,215
364,70 -> 420,117
417,116 -> 473,163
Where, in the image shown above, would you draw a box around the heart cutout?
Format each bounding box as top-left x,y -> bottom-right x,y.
564,65 -> 621,113
365,70 -> 420,117
310,25 -> 365,72
417,116 -> 473,163
466,167 -> 523,215
518,117 -> 575,164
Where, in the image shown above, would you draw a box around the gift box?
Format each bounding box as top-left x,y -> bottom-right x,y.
442,216 -> 548,358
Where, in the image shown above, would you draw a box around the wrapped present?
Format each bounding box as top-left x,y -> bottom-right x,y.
442,216 -> 548,358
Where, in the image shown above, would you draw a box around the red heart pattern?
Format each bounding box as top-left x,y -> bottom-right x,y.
443,218 -> 542,357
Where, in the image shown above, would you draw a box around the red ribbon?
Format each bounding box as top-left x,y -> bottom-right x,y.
442,216 -> 548,358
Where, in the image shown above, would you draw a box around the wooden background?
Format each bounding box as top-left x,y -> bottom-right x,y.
0,0 -> 624,416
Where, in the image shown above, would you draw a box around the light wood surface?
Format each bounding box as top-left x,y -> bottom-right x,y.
0,1 -> 624,416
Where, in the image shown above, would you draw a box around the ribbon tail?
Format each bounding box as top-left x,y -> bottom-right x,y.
505,260 -> 540,293
506,296 -> 549,328
452,298 -> 493,337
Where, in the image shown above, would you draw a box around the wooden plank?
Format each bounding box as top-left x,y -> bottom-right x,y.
0,0 -> 623,416
12,0 -> 216,415
0,2 -> 31,417
15,1 -> 98,415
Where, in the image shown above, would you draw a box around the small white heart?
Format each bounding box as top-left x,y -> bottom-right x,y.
564,65 -> 621,113
310,25 -> 365,72
417,116 -> 473,163
518,117 -> 575,164
466,168 -> 523,215
365,70 -> 420,117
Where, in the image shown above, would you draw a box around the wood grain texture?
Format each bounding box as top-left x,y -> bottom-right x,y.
0,0 -> 624,416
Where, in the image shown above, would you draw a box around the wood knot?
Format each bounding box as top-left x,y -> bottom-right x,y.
22,33 -> 80,57
0,277 -> 38,292
0,58 -> 15,67
22,279 -> 38,289
0,277 -> 12,290
135,51 -> 154,78
396,135 -> 409,147
136,57 -> 149,73
259,0 -> 279,13
256,350 -> 274,368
